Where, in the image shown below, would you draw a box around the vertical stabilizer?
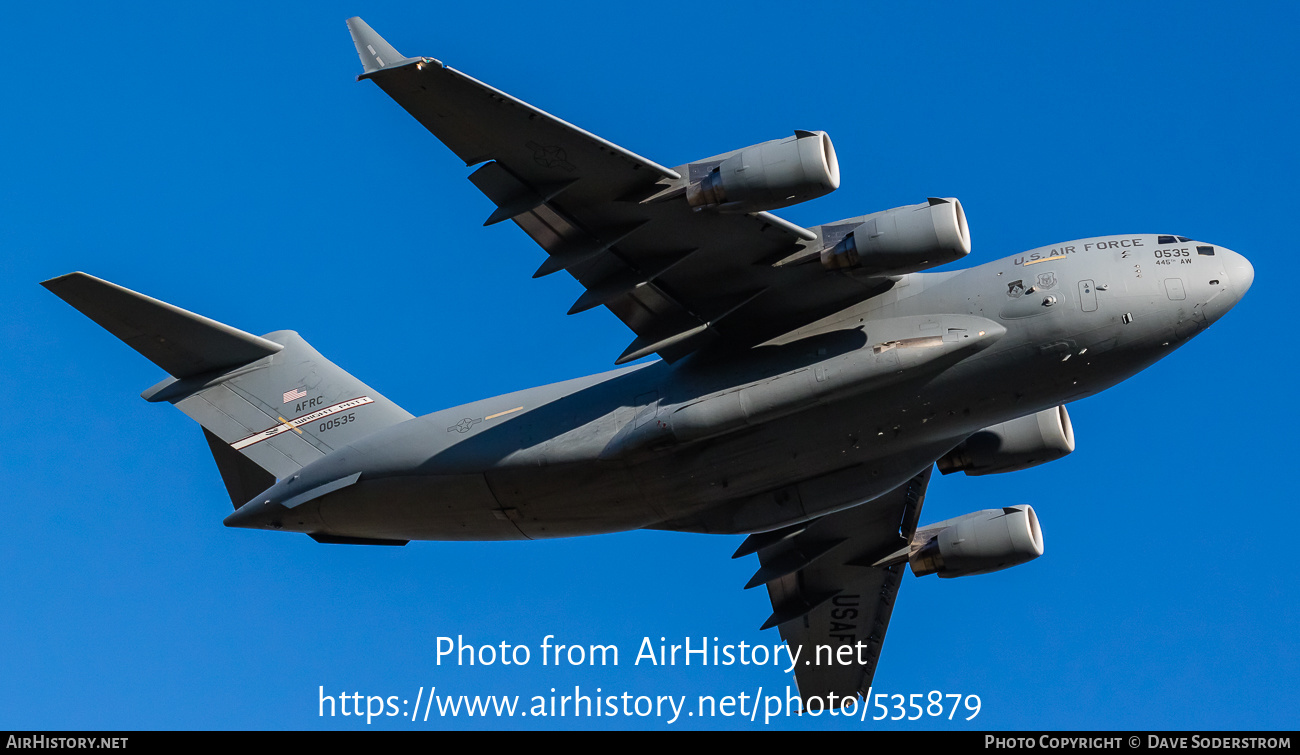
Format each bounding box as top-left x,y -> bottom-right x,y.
44,273 -> 414,507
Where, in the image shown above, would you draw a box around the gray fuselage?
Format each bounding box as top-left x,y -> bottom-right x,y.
225,234 -> 1252,541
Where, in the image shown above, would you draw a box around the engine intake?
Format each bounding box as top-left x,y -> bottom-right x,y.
686,131 -> 840,213
910,505 -> 1044,578
938,405 -> 1075,476
821,198 -> 971,274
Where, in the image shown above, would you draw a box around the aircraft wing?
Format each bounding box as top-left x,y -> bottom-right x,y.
735,466 -> 932,704
347,18 -> 890,364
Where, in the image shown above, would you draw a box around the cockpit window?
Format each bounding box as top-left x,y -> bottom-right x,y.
1197,245 -> 1215,256
1177,236 -> 1191,242
1159,235 -> 1194,244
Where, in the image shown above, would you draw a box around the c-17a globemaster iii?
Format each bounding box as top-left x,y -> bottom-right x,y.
43,18 -> 1253,705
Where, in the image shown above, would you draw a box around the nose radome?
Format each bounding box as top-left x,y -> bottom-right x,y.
1224,249 -> 1254,298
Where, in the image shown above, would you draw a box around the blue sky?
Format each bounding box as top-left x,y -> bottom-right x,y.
3,0 -> 1296,730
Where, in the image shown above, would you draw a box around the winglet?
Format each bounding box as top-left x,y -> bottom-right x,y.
346,17 -> 413,75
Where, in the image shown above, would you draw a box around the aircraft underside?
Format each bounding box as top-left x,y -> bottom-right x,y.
40,15 -> 1254,707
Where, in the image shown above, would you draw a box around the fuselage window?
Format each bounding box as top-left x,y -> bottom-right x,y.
1197,245 -> 1215,256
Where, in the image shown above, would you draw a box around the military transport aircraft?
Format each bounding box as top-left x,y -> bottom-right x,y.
42,17 -> 1253,705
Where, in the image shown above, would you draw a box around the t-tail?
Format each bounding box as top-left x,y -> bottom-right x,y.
42,273 -> 413,507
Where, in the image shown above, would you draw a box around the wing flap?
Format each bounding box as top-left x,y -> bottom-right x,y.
466,161 -> 577,227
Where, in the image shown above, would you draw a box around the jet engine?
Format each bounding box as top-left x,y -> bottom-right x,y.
909,505 -> 1044,578
937,405 -> 1075,476
820,198 -> 971,274
686,131 -> 840,213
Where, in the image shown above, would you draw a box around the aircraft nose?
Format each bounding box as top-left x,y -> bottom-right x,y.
1223,249 -> 1254,299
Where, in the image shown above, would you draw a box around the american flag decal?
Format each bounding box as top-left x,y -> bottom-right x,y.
282,387 -> 307,404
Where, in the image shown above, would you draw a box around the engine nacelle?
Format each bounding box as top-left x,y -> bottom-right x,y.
686,131 -> 840,213
909,505 -> 1044,578
820,198 -> 971,274
937,405 -> 1075,476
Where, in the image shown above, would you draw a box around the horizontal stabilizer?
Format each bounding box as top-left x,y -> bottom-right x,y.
42,272 -> 283,379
